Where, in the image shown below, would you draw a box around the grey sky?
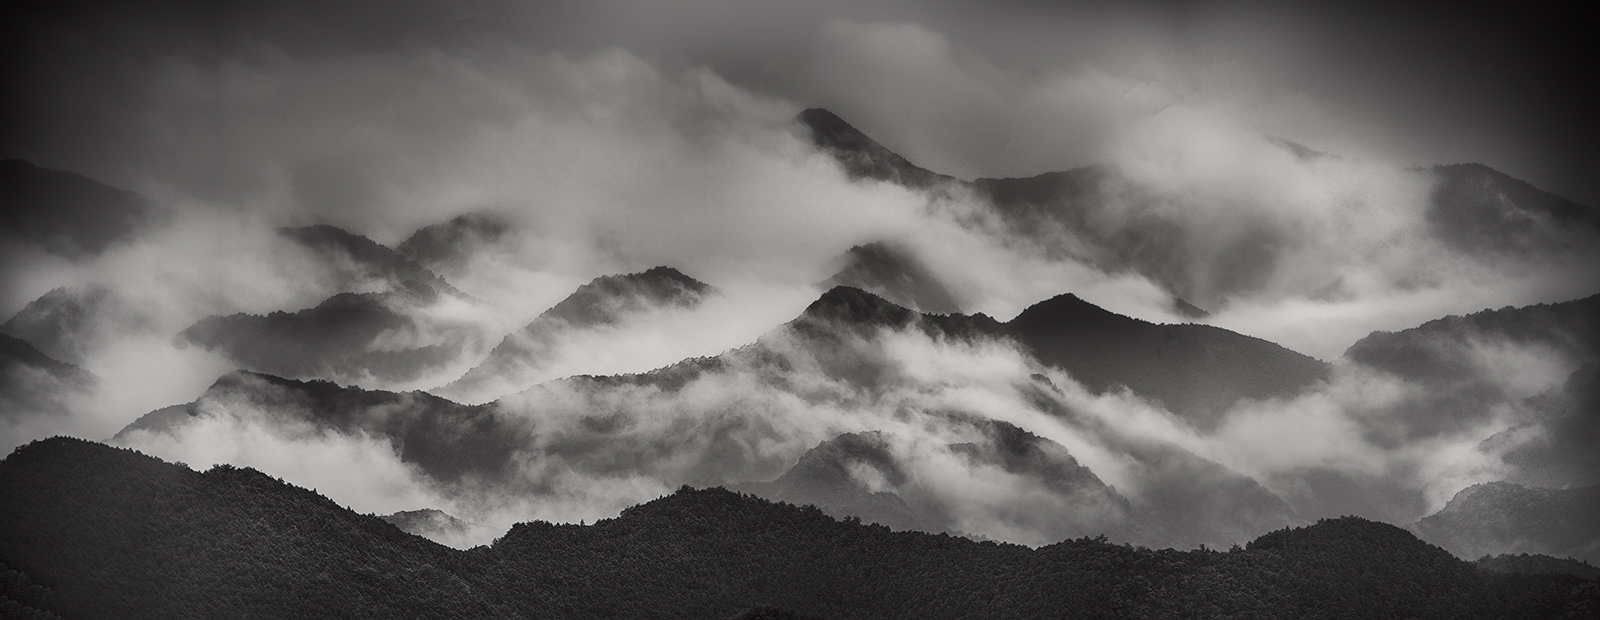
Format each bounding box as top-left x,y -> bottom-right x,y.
3,0 -> 1593,205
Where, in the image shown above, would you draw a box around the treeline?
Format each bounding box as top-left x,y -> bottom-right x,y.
1,438 -> 1596,619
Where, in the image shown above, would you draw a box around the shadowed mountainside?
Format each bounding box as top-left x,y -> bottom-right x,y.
797,109 -> 953,189
127,285 -> 1317,548
1345,294 -> 1600,487
1409,481 -> 1600,564
1007,292 -> 1328,429
1,285 -> 146,365
380,509 -> 474,545
176,224 -> 482,386
1,437 -> 1593,620
1427,163 -> 1600,259
1345,294 -> 1599,386
1,334 -> 96,432
798,109 -> 1600,310
437,267 -> 716,402
0,159 -> 159,258
819,242 -> 962,315
116,370 -> 519,485
0,334 -> 93,387
792,285 -> 1329,428
394,212 -> 510,277
280,224 -> 465,299
177,291 -> 465,385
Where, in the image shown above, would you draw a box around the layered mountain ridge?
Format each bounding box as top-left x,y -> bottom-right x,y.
2,437 -> 1594,619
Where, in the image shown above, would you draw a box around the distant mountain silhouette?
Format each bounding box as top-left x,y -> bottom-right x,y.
1346,294 -> 1599,385
116,370 -> 519,485
1,285 -> 146,365
733,432 -> 937,533
380,508 -> 473,545
438,267 -> 715,402
736,423 -> 1134,542
819,243 -> 961,314
797,110 -> 1600,309
797,109 -> 953,189
795,111 -> 1216,303
2,438 -> 1591,619
175,224 -> 483,386
1345,294 -> 1599,483
177,291 -> 466,385
109,403 -> 193,442
1006,292 -> 1327,429
1172,298 -> 1210,320
1266,136 -> 1333,161
2,333 -> 96,429
1494,363 -> 1600,488
0,159 -> 159,258
280,224 -> 464,299
1409,481 -> 1600,564
127,285 -> 1310,549
0,333 -> 92,385
1427,163 -> 1600,259
651,286 -> 1302,546
394,212 -> 510,277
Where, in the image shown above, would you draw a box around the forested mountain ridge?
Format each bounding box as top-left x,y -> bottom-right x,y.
1410,481 -> 1600,564
117,285 -> 1320,550
2,437 -> 1595,619
436,266 -> 717,402
818,242 -> 963,315
0,159 -> 160,259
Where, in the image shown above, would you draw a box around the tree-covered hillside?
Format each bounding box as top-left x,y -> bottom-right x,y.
2,438 -> 1595,619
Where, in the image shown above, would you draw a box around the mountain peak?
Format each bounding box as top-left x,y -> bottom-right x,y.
1009,293 -> 1131,330
802,286 -> 916,327
797,108 -> 862,144
795,109 -> 947,187
1248,516 -> 1438,554
634,266 -> 706,288
821,242 -> 963,315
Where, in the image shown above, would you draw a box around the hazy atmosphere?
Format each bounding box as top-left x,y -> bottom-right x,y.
2,2 -> 1597,616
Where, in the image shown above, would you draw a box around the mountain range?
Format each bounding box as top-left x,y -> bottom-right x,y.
3,105 -> 1599,614
1,437 -> 1593,619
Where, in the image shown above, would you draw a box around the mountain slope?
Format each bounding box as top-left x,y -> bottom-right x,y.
0,437 -> 499,619
280,224 -> 464,298
1007,293 -> 1328,429
0,334 -> 92,386
1409,481 -> 1600,563
438,266 -> 715,402
1,334 -> 96,435
380,509 -> 475,547
736,423 -> 1135,541
2,438 -> 1592,619
177,291 -> 467,385
799,109 -> 1600,309
1428,163 -> 1600,259
115,370 -> 521,485
394,212 -> 510,277
1345,294 -> 1599,385
819,242 -> 961,314
798,109 -> 953,189
176,224 -> 486,387
1,285 -> 144,365
124,286 -> 1309,548
1345,294 -> 1599,484
0,159 -> 158,258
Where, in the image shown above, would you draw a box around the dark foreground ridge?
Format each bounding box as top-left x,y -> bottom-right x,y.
3,438 -> 1594,619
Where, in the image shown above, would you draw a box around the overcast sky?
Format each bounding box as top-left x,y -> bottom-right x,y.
3,0 -> 1594,205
